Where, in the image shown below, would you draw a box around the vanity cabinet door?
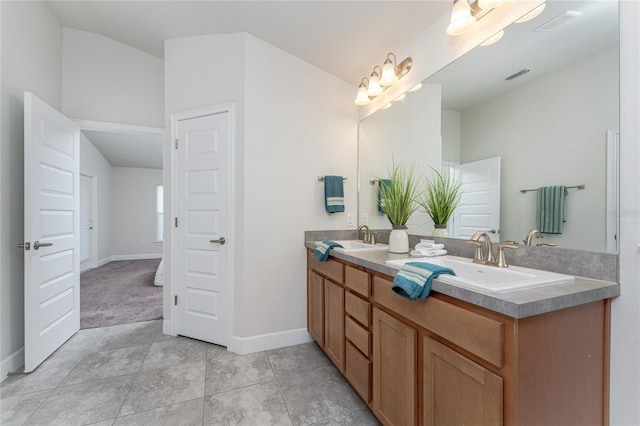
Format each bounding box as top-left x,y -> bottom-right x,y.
324,280 -> 345,371
423,336 -> 503,426
373,307 -> 417,426
307,271 -> 324,345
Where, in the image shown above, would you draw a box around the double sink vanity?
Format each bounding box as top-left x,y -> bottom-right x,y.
305,235 -> 619,425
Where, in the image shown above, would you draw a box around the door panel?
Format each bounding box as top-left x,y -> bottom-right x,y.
176,111 -> 230,345
452,157 -> 501,241
24,92 -> 80,372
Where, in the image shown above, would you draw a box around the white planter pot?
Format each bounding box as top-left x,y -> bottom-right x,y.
389,226 -> 409,253
432,225 -> 449,237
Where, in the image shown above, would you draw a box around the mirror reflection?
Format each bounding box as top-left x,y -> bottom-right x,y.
358,0 -> 619,253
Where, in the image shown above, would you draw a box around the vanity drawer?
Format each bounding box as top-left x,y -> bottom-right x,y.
373,276 -> 504,367
345,291 -> 371,327
345,315 -> 371,356
308,252 -> 343,284
345,265 -> 370,297
345,341 -> 371,403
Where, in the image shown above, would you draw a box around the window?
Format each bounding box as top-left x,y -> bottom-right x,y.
156,185 -> 164,243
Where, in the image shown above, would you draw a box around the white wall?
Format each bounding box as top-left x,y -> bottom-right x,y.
611,1 -> 640,424
0,0 -> 62,378
164,32 -> 246,334
460,47 -> 618,251
441,109 -> 461,163
164,32 -> 358,349
111,167 -> 163,259
239,34 -> 357,340
358,85 -> 442,234
62,27 -> 164,128
79,132 -> 112,265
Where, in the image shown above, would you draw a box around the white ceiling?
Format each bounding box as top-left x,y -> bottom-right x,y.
45,0 -> 451,85
82,129 -> 163,169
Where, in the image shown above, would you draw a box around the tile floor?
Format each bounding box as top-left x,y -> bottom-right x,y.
0,320 -> 380,425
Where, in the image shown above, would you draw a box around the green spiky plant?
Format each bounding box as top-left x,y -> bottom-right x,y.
377,163 -> 422,227
419,167 -> 463,227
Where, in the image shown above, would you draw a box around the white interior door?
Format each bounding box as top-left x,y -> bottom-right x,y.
23,92 -> 80,372
452,157 -> 501,241
175,111 -> 230,346
80,174 -> 93,272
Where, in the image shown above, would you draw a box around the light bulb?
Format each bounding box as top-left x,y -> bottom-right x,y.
354,83 -> 370,106
446,0 -> 476,36
380,59 -> 397,86
367,72 -> 383,97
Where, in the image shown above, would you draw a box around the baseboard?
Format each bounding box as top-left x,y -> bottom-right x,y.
111,253 -> 163,261
97,256 -> 112,267
1,346 -> 24,382
162,319 -> 175,336
228,328 -> 313,355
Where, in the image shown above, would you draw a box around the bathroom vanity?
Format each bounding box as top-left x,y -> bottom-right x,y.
306,244 -> 619,426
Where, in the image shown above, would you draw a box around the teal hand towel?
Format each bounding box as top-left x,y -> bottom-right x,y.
312,241 -> 343,262
377,179 -> 391,213
391,262 -> 456,300
536,185 -> 567,234
324,176 -> 345,213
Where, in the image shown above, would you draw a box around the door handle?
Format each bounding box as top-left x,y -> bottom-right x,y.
209,237 -> 226,245
33,241 -> 53,250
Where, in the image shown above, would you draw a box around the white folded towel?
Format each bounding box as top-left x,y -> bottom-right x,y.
415,241 -> 445,251
410,249 -> 448,257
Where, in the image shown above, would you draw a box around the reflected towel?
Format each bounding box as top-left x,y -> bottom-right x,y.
391,262 -> 456,300
377,179 -> 391,213
324,176 -> 345,213
536,185 -> 567,234
312,241 -> 343,262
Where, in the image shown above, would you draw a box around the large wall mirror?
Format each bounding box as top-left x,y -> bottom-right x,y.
358,0 -> 619,254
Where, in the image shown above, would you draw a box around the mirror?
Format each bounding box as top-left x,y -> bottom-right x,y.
358,0 -> 619,253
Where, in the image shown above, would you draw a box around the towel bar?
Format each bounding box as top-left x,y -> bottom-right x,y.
318,176 -> 347,182
520,184 -> 585,194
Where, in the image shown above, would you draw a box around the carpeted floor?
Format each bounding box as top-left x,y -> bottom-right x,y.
80,259 -> 163,329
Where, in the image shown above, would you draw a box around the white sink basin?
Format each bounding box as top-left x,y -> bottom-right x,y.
385,255 -> 574,293
317,240 -> 388,253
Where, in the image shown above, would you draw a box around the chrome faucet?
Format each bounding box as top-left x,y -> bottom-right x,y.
357,224 -> 373,244
523,229 -> 543,246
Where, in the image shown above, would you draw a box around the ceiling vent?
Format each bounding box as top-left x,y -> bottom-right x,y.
534,10 -> 582,32
505,68 -> 531,81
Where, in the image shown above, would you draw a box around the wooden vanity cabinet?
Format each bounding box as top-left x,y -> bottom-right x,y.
307,253 -> 345,371
307,252 -> 610,426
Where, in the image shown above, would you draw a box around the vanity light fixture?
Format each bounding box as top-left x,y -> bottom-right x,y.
353,53 -> 413,106
446,0 -> 511,37
446,0 -> 477,36
354,78 -> 371,106
367,66 -> 384,97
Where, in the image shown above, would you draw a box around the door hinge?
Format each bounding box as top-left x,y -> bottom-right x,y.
175,217 -> 178,227
174,295 -> 178,305
175,139 -> 178,149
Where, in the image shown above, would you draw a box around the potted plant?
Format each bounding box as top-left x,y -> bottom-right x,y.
419,167 -> 463,236
377,162 -> 421,253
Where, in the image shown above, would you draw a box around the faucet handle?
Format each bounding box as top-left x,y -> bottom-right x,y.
536,242 -> 557,247
495,244 -> 518,268
465,240 -> 484,264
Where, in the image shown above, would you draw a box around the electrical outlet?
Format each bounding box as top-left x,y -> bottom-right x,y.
362,213 -> 369,225
346,212 -> 355,227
